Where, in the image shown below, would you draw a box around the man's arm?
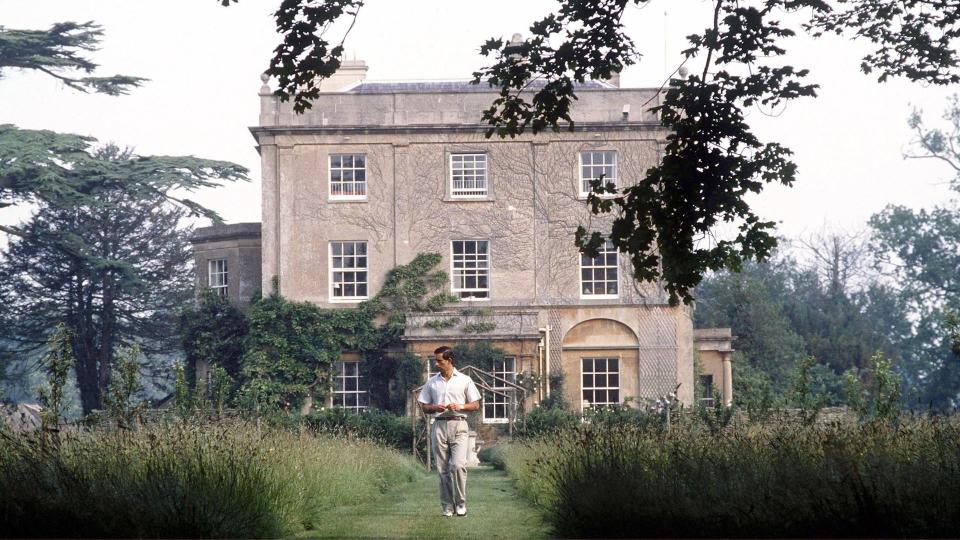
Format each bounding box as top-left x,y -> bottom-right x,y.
419,402 -> 448,414
447,401 -> 480,412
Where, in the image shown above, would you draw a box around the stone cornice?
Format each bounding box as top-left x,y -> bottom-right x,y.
249,121 -> 663,140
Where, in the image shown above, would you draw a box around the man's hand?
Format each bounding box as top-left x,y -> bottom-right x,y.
446,403 -> 461,412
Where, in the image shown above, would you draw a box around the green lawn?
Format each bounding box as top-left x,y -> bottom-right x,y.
298,466 -> 551,539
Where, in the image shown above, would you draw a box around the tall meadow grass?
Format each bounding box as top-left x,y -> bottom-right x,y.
500,415 -> 960,538
0,418 -> 420,538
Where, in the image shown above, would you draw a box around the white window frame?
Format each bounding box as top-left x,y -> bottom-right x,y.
700,374 -> 716,408
579,150 -> 618,198
581,357 -> 620,410
329,241 -> 369,302
329,153 -> 368,201
208,259 -> 228,297
579,240 -> 619,299
449,153 -> 488,198
451,240 -> 490,301
333,361 -> 368,412
483,357 -> 516,424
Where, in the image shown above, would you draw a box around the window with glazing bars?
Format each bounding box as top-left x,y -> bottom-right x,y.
451,240 -> 489,300
483,357 -> 516,423
450,154 -> 487,197
333,361 -> 368,411
208,259 -> 228,297
330,241 -> 368,299
580,240 -> 618,297
329,154 -> 367,199
579,151 -> 617,196
582,357 -> 620,408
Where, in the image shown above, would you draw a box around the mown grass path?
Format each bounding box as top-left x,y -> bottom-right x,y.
299,466 -> 551,539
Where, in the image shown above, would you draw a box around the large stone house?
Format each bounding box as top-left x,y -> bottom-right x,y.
191,60 -> 734,422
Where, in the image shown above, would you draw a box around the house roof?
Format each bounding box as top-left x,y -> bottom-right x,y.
347,79 -> 615,94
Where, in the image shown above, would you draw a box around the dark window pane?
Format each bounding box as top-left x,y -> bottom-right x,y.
582,374 -> 593,387
355,155 -> 365,167
344,284 -> 355,296
610,390 -> 619,403
331,155 -> 342,168
596,358 -> 606,371
346,378 -> 357,391
453,242 -> 463,254
609,358 -> 619,371
332,243 -> 342,256
331,170 -> 342,182
609,374 -> 619,387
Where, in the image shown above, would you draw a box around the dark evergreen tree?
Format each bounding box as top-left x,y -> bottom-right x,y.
0,146 -> 197,414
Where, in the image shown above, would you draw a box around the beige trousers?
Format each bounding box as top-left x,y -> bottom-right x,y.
432,418 -> 469,508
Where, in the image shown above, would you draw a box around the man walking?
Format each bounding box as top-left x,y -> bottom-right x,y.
418,345 -> 481,517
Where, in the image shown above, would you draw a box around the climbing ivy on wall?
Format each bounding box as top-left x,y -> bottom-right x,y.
236,253 -> 456,413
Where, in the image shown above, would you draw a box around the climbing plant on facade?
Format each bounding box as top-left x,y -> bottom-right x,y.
237,253 -> 456,413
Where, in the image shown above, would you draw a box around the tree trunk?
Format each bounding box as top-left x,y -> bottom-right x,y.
98,275 -> 115,396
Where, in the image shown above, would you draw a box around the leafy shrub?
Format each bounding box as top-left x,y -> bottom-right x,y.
477,444 -> 508,469
515,406 -> 580,438
302,407 -> 422,453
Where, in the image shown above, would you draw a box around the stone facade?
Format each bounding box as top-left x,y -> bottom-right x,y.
694,328 -> 735,406
195,61 -> 735,420
190,222 -> 262,309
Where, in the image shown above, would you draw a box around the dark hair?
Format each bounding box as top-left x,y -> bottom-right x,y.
433,345 -> 454,362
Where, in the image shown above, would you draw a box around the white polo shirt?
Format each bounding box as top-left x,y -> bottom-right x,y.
418,368 -> 481,419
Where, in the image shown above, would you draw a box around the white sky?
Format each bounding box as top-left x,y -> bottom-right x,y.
1,0 -> 957,241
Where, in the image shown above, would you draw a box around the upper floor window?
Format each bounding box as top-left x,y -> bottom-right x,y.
208,259 -> 228,297
330,154 -> 367,200
579,151 -> 617,197
450,153 -> 488,198
580,240 -> 618,298
330,241 -> 368,301
451,240 -> 490,300
483,357 -> 516,423
333,361 -> 368,411
582,357 -> 620,409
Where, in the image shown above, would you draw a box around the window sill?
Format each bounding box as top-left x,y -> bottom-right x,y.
328,196 -> 368,203
456,296 -> 491,302
444,196 -> 495,203
578,193 -> 619,201
330,297 -> 368,303
482,418 -> 510,424
580,294 -> 620,300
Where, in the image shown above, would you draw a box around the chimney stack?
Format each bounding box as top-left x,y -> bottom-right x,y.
320,58 -> 368,92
